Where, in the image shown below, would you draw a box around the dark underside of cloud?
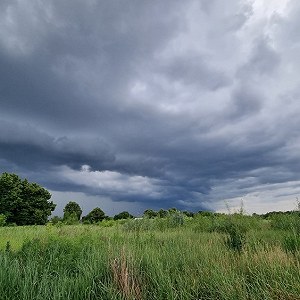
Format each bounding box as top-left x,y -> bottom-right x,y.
1,0 -> 300,213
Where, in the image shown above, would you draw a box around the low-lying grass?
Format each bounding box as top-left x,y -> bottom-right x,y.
0,214 -> 299,299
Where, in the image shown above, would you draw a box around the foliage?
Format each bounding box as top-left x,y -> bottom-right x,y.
168,207 -> 178,214
283,232 -> 300,255
123,212 -> 186,232
197,210 -> 216,217
0,214 -> 7,227
63,201 -> 82,221
270,212 -> 300,232
113,211 -> 134,220
168,211 -> 185,227
50,215 -> 63,224
0,172 -> 56,225
82,207 -> 106,224
211,214 -> 248,253
224,220 -> 246,253
123,218 -> 156,231
64,212 -> 80,225
143,209 -> 157,218
157,209 -> 168,218
182,210 -> 194,217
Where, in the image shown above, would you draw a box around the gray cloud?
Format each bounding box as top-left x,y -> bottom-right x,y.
0,0 -> 299,215
161,53 -> 232,90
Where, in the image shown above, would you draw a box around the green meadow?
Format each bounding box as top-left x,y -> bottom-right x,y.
0,213 -> 300,300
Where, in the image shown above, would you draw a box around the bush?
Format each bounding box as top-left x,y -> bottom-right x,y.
224,221 -> 246,253
214,215 -> 248,253
167,211 -> 184,227
50,216 -> 63,225
100,219 -> 115,227
63,212 -> 79,225
190,215 -> 214,232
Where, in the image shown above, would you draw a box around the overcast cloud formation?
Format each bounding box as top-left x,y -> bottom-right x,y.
1,0 -> 300,215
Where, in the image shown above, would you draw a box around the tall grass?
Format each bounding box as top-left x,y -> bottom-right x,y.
0,215 -> 299,299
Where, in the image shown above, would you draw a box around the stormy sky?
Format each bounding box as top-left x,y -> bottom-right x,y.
1,0 -> 300,216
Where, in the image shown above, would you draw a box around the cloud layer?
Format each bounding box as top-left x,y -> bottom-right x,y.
1,0 -> 300,215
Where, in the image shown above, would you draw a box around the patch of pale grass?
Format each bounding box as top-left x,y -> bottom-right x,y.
110,248 -> 142,300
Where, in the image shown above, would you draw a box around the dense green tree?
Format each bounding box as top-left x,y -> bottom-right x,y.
82,207 -> 106,224
113,211 -> 134,220
168,207 -> 179,214
197,210 -> 215,217
182,210 -> 194,218
143,209 -> 157,218
63,201 -> 82,221
158,209 -> 168,218
0,172 -> 56,225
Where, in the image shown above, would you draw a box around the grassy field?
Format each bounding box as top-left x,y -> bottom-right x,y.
0,214 -> 300,299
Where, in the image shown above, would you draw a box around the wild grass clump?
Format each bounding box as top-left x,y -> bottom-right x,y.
110,248 -> 143,300
283,232 -> 300,255
122,218 -> 156,232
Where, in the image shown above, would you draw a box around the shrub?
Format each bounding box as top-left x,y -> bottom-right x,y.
50,216 -> 63,225
224,221 -> 246,253
167,211 -> 184,227
63,212 -> 79,225
216,215 -> 248,253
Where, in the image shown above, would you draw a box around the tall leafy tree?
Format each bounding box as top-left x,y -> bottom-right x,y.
63,201 -> 82,221
113,211 -> 134,220
83,207 -> 106,224
0,172 -> 56,225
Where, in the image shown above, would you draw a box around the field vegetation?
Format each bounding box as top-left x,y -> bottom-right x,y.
0,211 -> 300,300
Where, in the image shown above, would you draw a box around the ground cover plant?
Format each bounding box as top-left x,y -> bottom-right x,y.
0,212 -> 299,300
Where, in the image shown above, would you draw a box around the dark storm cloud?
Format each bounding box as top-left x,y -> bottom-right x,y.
0,120 -> 114,170
0,0 -> 299,213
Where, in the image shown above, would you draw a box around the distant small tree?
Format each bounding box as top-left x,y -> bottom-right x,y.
158,209 -> 168,218
143,209 -> 157,218
182,211 -> 194,218
197,211 -> 214,217
113,211 -> 134,220
63,201 -> 82,221
168,207 -> 178,214
83,207 -> 106,224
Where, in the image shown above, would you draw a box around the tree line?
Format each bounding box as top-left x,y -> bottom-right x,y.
1,172 -> 298,226
0,172 -> 206,226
